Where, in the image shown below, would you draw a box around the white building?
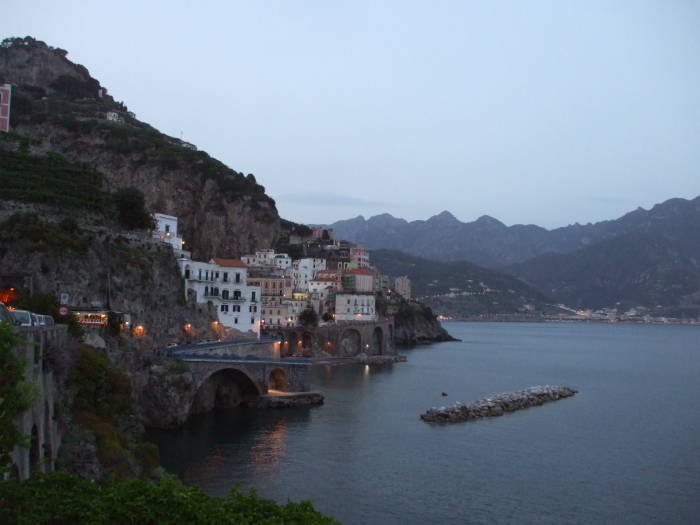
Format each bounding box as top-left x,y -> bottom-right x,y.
241,249 -> 292,270
152,213 -> 185,253
394,276 -> 411,299
292,258 -> 326,291
334,293 -> 376,321
178,257 -> 261,336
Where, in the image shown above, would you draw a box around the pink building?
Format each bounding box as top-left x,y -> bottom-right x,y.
0,84 -> 11,132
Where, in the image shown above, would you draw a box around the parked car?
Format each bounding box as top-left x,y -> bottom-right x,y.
10,309 -> 34,327
36,314 -> 55,327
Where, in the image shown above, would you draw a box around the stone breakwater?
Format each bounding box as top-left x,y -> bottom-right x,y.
420,386 -> 577,423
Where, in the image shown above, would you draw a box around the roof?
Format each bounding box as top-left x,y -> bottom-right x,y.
211,258 -> 248,268
345,268 -> 375,276
311,277 -> 339,282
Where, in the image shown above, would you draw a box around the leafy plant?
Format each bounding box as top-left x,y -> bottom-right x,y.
0,322 -> 37,474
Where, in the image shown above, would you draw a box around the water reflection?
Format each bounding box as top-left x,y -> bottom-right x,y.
250,418 -> 287,473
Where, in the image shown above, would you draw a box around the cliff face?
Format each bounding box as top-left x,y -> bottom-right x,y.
376,293 -> 455,346
1,37 -> 280,260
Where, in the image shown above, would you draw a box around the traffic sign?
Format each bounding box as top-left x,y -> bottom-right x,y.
58,305 -> 69,317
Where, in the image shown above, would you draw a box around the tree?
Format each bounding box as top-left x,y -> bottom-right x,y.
0,322 -> 36,474
298,308 -> 318,327
114,187 -> 153,230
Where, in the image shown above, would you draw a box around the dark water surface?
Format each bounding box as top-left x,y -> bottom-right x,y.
149,322 -> 700,524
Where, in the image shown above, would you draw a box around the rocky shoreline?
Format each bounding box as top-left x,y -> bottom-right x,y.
420,385 -> 577,423
254,392 -> 324,409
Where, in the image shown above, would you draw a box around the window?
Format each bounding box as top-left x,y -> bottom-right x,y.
233,305 -> 240,312
222,290 -> 229,299
233,290 -> 241,300
184,265 -> 190,279
221,304 -> 229,312
234,317 -> 238,324
235,273 -> 241,283
251,318 -> 255,324
251,291 -> 256,302
223,272 -> 228,282
198,269 -> 202,280
165,224 -> 170,233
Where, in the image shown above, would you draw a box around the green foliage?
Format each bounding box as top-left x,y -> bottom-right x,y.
299,308 -> 318,327
0,150 -> 107,211
133,442 -> 160,472
0,322 -> 36,473
70,344 -> 133,419
113,187 -> 154,230
0,472 -> 340,525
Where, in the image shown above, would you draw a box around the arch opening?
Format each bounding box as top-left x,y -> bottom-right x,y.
268,367 -> 288,393
372,326 -> 383,355
339,328 -> 362,357
191,368 -> 260,416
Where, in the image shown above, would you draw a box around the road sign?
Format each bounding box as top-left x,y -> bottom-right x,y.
60,292 -> 70,304
58,305 -> 69,317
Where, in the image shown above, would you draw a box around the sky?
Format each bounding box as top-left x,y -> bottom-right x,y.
3,1 -> 700,228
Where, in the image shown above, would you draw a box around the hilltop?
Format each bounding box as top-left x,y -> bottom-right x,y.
0,36 -> 279,260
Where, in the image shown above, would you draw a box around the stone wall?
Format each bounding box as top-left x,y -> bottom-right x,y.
9,325 -> 67,480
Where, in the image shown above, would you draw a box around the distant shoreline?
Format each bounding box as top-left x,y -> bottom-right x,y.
439,316 -> 700,326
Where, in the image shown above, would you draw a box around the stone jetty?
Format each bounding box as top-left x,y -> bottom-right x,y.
420,385 -> 577,423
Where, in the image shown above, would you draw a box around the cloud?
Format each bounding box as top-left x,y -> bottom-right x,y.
278,192 -> 388,208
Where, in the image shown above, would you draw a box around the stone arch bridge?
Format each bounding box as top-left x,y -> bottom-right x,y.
271,319 -> 395,358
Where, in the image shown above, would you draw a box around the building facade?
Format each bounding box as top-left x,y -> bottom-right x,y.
334,293 -> 376,321
178,258 -> 261,335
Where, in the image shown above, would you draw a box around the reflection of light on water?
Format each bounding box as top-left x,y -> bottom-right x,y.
363,365 -> 370,376
251,419 -> 287,474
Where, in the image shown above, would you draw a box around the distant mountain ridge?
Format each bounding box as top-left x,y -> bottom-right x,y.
327,197 -> 700,268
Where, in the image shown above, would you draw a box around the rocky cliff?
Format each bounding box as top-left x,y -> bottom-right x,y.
1,37 -> 280,260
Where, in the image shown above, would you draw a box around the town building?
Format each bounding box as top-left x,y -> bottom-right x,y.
292,258 -> 326,291
152,213 -> 187,255
241,249 -> 292,270
178,258 -> 261,336
334,293 -> 376,321
350,244 -> 370,268
342,268 -> 375,293
394,276 -> 411,299
0,84 -> 11,132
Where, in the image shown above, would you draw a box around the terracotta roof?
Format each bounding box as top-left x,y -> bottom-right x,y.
212,258 -> 248,268
345,268 -> 375,275
312,277 -> 339,282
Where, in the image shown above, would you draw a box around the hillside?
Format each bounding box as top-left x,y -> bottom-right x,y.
0,36 -> 279,260
507,230 -> 700,318
371,249 -> 551,316
328,197 -> 700,269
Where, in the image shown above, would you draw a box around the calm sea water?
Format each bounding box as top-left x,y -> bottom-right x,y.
149,322 -> 700,524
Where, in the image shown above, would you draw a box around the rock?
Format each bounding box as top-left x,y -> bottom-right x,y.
421,385 -> 577,423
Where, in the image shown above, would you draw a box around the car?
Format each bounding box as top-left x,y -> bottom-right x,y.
36,314 -> 55,327
10,309 -> 34,327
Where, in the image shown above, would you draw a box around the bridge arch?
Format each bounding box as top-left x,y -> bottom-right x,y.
339,328 -> 362,357
191,367 -> 261,415
268,367 -> 288,392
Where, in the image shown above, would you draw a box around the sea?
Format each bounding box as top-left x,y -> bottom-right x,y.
148,322 -> 700,524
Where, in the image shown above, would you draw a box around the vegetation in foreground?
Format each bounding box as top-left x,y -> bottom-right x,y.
0,472 -> 339,525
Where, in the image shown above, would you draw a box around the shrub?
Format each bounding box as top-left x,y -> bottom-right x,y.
114,187 -> 153,230
0,472 -> 340,524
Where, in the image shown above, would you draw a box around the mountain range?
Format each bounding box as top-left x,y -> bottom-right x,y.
331,197 -> 700,317
327,198 -> 700,269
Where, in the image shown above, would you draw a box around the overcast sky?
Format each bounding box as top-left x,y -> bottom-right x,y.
3,1 -> 699,228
